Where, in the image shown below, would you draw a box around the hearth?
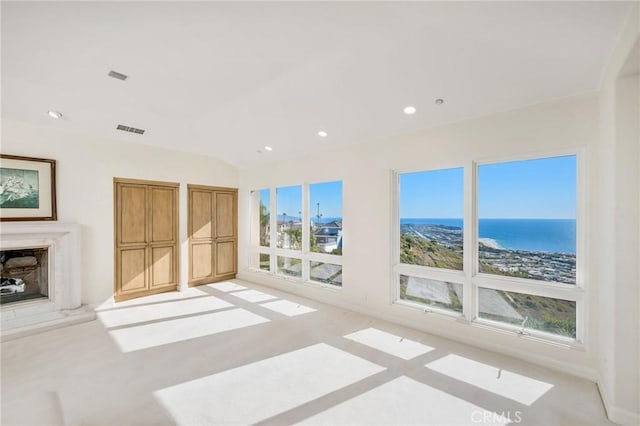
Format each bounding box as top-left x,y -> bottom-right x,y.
1,222 -> 94,340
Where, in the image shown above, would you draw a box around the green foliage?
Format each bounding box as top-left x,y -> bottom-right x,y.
400,233 -> 463,270
284,228 -> 302,249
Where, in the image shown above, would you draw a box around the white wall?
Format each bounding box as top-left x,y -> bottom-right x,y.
238,92 -> 601,380
1,119 -> 238,304
596,3 -> 640,423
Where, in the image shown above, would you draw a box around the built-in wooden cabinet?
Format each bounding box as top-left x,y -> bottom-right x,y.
114,178 -> 179,301
188,185 -> 238,286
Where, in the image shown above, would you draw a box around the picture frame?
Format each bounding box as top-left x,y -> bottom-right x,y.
0,154 -> 57,221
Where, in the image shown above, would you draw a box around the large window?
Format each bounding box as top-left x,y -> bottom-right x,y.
397,167 -> 464,315
250,181 -> 343,288
399,168 -> 463,270
395,154 -> 581,341
478,156 -> 576,285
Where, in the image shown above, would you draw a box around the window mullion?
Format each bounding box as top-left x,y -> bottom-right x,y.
463,161 -> 476,322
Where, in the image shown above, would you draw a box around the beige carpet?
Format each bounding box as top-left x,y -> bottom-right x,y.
1,279 -> 611,425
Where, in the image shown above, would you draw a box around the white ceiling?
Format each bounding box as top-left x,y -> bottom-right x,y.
1,1 -> 633,167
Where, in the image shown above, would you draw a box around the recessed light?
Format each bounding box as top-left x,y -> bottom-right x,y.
403,106 -> 416,115
47,110 -> 62,119
317,131 -> 328,138
435,98 -> 445,105
264,146 -> 273,152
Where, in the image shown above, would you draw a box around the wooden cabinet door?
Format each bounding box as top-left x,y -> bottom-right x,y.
189,189 -> 215,284
149,186 -> 178,289
115,183 -> 148,297
214,191 -> 237,279
188,185 -> 237,285
114,178 -> 179,301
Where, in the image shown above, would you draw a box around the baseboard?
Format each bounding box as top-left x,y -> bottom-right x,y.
237,270 -> 599,382
598,379 -> 640,426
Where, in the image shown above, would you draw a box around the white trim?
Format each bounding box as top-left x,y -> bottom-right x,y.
395,264 -> 465,282
598,378 -> 640,425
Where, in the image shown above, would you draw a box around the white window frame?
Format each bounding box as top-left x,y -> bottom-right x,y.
249,180 -> 344,289
392,149 -> 586,346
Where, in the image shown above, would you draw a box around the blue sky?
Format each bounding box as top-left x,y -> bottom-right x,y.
260,182 -> 343,221
400,155 -> 576,219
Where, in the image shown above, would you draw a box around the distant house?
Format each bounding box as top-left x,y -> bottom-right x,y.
314,221 -> 342,253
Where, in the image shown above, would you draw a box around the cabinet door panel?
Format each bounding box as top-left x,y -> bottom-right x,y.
191,191 -> 213,240
150,245 -> 175,288
215,192 -> 235,239
120,185 -> 146,244
151,187 -> 175,243
119,247 -> 147,293
191,243 -> 213,281
215,240 -> 236,277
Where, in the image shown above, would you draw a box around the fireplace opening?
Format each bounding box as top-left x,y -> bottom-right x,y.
1,247 -> 49,305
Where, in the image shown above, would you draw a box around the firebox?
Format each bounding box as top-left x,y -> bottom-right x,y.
0,247 -> 49,305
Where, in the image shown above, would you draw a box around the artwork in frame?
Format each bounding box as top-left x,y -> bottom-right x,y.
0,154 -> 57,221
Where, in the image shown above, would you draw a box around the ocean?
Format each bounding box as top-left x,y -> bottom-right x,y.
400,218 -> 576,254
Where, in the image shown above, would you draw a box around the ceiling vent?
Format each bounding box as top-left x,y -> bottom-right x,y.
116,124 -> 145,135
108,70 -> 128,81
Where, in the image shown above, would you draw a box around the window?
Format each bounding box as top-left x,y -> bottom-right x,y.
276,186 -> 302,250
400,275 -> 463,313
395,154 -> 581,342
399,168 -> 463,270
478,288 -> 576,338
478,156 -> 576,285
396,167 -> 464,316
258,189 -> 270,247
250,181 -> 343,288
309,181 -> 343,254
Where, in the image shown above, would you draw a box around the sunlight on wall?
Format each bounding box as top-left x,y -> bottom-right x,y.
108,308 -> 269,352
207,281 -> 247,292
298,376 -> 511,425
260,299 -> 316,316
230,289 -> 278,303
154,343 -> 385,425
344,328 -> 434,360
97,296 -> 233,328
426,354 -> 553,406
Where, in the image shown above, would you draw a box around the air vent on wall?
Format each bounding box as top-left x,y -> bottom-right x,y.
117,124 -> 145,135
108,70 -> 128,81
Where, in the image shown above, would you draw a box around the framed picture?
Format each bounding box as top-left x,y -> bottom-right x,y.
0,154 -> 57,221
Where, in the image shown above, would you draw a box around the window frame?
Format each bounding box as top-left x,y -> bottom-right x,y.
249,180 -> 344,289
392,149 -> 586,345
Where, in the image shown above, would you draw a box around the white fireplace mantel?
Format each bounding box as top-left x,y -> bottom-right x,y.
1,222 -> 95,340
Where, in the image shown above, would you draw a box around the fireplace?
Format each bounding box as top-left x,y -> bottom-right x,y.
1,247 -> 49,304
1,222 -> 94,340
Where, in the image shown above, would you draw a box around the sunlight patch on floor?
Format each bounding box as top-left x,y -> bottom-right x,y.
426,354 -> 553,406
344,328 -> 434,360
298,376 -> 511,425
260,299 -> 317,316
97,296 -> 233,328
207,281 -> 247,292
231,289 -> 279,303
97,287 -> 209,310
154,343 -> 385,425
108,308 -> 269,352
